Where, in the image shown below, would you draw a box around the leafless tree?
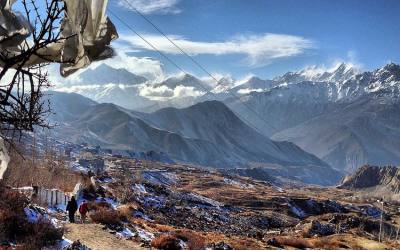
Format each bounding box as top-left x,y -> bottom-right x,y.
0,0 -> 65,145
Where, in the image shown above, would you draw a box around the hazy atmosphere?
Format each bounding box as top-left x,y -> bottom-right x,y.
1,0 -> 400,249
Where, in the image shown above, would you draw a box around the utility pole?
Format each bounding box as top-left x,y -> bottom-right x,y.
377,197 -> 384,242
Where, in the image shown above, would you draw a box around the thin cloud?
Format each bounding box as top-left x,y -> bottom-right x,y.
118,0 -> 181,14
139,84 -> 204,100
121,33 -> 314,66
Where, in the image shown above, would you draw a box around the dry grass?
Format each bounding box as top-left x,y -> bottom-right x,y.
0,186 -> 63,249
312,237 -> 351,249
151,234 -> 181,250
88,201 -> 111,211
90,208 -> 126,226
3,150 -> 87,192
269,236 -> 313,249
152,224 -> 175,233
175,230 -> 206,250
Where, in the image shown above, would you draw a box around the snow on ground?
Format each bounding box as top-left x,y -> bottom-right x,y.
141,195 -> 167,209
96,197 -> 119,209
43,238 -> 73,250
135,226 -> 155,241
181,192 -> 224,208
360,205 -> 383,218
133,183 -> 147,194
24,207 -> 41,223
116,228 -> 135,239
97,176 -> 114,184
142,170 -> 178,186
69,161 -> 89,173
179,240 -> 187,249
288,203 -> 306,218
133,210 -> 153,221
223,178 -> 254,189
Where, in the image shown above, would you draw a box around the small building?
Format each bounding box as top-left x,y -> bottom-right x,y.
78,157 -> 105,173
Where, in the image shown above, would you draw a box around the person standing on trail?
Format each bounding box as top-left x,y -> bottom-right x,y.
66,196 -> 78,223
79,200 -> 89,223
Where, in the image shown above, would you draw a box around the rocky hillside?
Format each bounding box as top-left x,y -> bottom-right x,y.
7,152 -> 399,249
339,165 -> 400,194
272,94 -> 400,173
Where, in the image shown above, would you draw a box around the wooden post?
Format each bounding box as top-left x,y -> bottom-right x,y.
378,197 -> 384,242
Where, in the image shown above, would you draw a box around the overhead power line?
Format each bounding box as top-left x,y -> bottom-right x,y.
107,6 -> 278,133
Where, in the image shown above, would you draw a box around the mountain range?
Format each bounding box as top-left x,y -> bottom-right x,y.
52,62 -> 400,176
46,91 -> 341,185
226,63 -> 400,173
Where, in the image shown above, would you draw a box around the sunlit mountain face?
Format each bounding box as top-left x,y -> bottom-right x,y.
49,62 -> 400,176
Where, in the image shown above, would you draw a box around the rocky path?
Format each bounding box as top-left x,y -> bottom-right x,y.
64,223 -> 147,250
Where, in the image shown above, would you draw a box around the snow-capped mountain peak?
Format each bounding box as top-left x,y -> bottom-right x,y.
156,73 -> 210,91
211,75 -> 235,93
273,62 -> 359,84
78,63 -> 148,85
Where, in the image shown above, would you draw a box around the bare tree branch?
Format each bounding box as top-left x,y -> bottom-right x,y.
1,0 -> 63,147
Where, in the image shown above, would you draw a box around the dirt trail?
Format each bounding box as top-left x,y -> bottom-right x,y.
64,223 -> 147,250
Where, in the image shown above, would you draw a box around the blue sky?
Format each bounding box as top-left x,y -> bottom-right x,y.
13,0 -> 400,80
105,0 -> 400,79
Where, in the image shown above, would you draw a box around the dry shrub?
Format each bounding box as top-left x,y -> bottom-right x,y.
3,150 -> 87,192
313,237 -> 350,249
88,201 -> 111,211
153,224 -> 175,233
90,208 -> 126,226
272,236 -> 313,249
175,230 -> 206,250
0,185 -> 30,238
151,234 -> 181,250
22,219 -> 63,250
0,186 -> 62,249
117,204 -> 135,219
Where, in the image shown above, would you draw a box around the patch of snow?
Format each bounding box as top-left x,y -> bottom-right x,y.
179,239 -> 187,249
96,197 -> 119,209
360,205 -> 382,218
24,207 -> 41,223
69,161 -> 89,173
133,210 -> 153,221
142,170 -> 178,186
117,228 -> 135,239
60,238 -> 73,249
135,226 -> 155,241
44,237 -> 73,250
141,195 -> 167,209
98,177 -> 114,184
273,185 -> 284,193
223,178 -> 254,189
182,192 -> 224,208
288,203 -> 306,218
133,183 -> 147,194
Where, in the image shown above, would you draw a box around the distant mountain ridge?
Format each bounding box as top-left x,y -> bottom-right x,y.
339,165 -> 400,194
53,62 -> 400,174
46,91 -> 341,185
226,63 -> 400,172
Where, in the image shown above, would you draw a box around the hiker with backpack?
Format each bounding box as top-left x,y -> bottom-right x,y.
66,196 -> 78,223
79,200 -> 89,223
